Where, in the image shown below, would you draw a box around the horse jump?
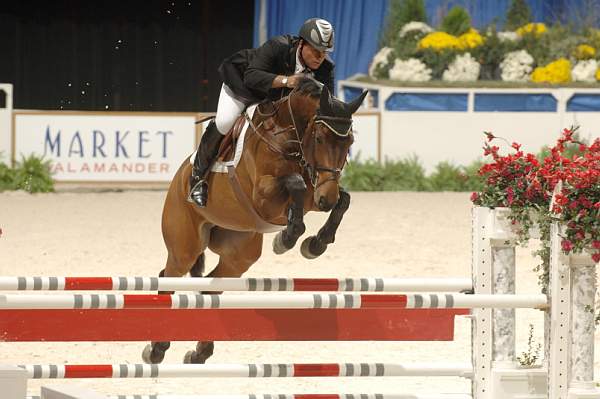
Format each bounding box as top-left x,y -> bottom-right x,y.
1,207 -> 599,399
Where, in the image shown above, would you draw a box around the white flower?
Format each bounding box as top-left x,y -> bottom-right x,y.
442,53 -> 480,82
369,47 -> 393,77
572,60 -> 598,82
399,21 -> 433,38
500,50 -> 534,82
498,31 -> 519,42
388,58 -> 432,82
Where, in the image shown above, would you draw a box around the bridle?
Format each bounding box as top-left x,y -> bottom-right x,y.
250,87 -> 353,189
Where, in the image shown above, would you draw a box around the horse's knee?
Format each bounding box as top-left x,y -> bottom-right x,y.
284,174 -> 307,194
337,190 -> 351,210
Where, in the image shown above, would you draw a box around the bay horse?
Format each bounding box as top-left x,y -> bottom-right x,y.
143,77 -> 367,364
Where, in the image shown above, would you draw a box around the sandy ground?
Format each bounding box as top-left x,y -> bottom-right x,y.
0,190 -> 593,397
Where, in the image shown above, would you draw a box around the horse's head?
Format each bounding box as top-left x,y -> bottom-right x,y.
301,85 -> 367,211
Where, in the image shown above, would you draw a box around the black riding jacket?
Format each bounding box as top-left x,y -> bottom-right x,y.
218,35 -> 335,104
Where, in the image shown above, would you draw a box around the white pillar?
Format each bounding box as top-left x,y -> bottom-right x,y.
491,245 -> 516,366
0,365 -> 27,399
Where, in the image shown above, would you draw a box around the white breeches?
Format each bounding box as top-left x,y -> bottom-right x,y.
215,84 -> 247,135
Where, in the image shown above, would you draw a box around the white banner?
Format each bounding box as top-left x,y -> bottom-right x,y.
13,112 -> 201,182
350,112 -> 380,162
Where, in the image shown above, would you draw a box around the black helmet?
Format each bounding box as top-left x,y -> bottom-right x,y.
299,18 -> 334,52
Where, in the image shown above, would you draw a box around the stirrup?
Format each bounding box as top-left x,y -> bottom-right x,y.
187,179 -> 208,206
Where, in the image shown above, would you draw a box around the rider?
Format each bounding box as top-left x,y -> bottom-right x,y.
189,17 -> 335,207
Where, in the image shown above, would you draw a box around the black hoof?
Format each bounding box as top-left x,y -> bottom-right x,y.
184,342 -> 214,364
142,343 -> 169,364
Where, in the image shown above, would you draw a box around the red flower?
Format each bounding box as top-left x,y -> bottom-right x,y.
511,142 -> 521,151
484,132 -> 495,142
470,192 -> 479,202
593,253 -> 600,264
561,239 -> 574,252
592,240 -> 600,250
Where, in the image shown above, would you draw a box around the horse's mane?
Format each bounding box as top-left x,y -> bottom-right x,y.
294,76 -> 322,98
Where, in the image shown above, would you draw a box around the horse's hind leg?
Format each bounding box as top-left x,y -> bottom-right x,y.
183,229 -> 263,364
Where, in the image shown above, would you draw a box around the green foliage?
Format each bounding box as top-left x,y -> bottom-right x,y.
341,156 -> 484,192
12,154 -> 55,193
0,161 -> 17,191
472,27 -> 519,80
381,0 -> 428,47
440,6 -> 471,36
418,48 -> 457,79
517,324 -> 542,367
505,0 -> 532,31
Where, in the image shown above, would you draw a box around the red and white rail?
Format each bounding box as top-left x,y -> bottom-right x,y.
0,276 -> 473,292
0,292 -> 547,310
27,394 -> 474,399
18,362 -> 474,379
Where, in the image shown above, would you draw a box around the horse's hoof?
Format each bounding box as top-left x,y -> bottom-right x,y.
183,343 -> 214,364
300,236 -> 326,259
142,344 -> 165,364
272,231 -> 291,255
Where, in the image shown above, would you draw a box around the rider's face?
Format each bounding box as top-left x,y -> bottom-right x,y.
301,42 -> 327,70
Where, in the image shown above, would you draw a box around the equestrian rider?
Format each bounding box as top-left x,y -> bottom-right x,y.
188,17 -> 335,207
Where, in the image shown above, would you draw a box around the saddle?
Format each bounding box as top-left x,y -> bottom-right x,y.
215,101 -> 277,163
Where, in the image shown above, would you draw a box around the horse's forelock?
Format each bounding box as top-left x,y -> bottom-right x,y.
295,77 -> 322,99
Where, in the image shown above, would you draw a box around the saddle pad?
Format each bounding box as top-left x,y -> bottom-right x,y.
189,104 -> 257,174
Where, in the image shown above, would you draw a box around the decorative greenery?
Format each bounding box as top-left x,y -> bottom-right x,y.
0,155 -> 55,193
517,324 -> 542,367
505,0 -> 532,31
440,6 -> 472,36
381,0 -> 428,47
341,155 -> 483,192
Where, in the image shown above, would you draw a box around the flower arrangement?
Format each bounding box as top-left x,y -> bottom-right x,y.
497,31 -> 520,42
388,58 -> 432,81
500,50 -> 534,82
442,53 -> 480,81
516,22 -> 547,37
573,44 -> 596,60
399,21 -> 433,38
368,47 -> 394,77
457,28 -> 484,50
531,58 -> 572,83
417,31 -> 460,51
471,128 -> 600,284
572,60 -> 599,82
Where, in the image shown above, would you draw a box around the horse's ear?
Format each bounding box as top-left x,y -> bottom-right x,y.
319,85 -> 333,115
346,90 -> 368,114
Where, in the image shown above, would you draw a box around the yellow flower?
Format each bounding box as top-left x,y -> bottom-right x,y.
516,23 -> 547,37
418,31 -> 460,51
531,58 -> 572,83
574,44 -> 596,60
596,68 -> 600,81
457,28 -> 484,50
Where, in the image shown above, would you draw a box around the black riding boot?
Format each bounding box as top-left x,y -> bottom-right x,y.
188,121 -> 224,207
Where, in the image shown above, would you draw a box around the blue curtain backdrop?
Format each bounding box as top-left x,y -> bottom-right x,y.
254,0 -> 596,84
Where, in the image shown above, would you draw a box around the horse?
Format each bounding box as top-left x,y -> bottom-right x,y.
142,77 -> 367,364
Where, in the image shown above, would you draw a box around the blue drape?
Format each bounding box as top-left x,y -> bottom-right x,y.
254,0 -> 597,83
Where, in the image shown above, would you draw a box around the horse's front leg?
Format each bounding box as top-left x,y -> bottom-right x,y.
300,188 -> 350,259
272,173 -> 306,254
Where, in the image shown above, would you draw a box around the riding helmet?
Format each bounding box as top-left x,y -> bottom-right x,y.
299,18 -> 334,52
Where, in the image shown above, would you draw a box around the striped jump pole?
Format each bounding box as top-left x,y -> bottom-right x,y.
0,276 -> 474,292
28,394 -> 475,399
18,362 -> 474,379
0,293 -> 548,310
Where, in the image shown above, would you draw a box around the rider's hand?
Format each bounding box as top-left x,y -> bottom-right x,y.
285,74 -> 305,88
